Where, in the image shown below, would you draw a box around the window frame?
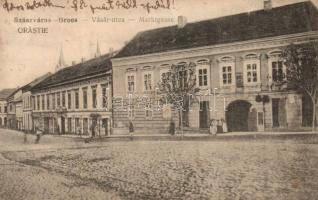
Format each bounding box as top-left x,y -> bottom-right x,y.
267,50 -> 286,84
243,53 -> 261,85
142,71 -> 154,92
67,91 -> 71,109
159,64 -> 171,83
46,94 -> 50,110
74,89 -> 79,109
82,88 -> 88,109
218,56 -> 236,87
196,59 -> 210,88
126,70 -> 136,94
91,86 -> 97,109
101,84 -> 108,109
62,91 -> 66,108
56,92 -> 61,107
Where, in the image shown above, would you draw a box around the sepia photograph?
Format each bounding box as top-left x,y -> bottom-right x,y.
0,0 -> 318,199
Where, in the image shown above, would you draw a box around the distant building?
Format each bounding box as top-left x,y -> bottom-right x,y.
111,1 -> 318,134
0,88 -> 15,128
20,72 -> 52,132
31,54 -> 113,137
6,88 -> 22,130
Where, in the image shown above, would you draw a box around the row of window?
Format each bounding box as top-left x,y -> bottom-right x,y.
33,85 -> 109,111
126,53 -> 285,92
0,106 -> 8,113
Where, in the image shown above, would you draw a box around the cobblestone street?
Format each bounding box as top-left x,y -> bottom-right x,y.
1,129 -> 318,200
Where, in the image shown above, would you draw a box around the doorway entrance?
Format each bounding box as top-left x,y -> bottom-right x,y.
199,101 -> 209,128
61,117 -> 65,134
102,118 -> 108,136
226,100 -> 252,132
272,98 -> 280,127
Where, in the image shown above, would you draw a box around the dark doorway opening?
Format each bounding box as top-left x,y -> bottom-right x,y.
226,100 -> 252,132
272,98 -> 280,127
302,95 -> 313,127
102,118 -> 108,136
199,101 -> 210,128
61,117 -> 65,134
44,117 -> 49,133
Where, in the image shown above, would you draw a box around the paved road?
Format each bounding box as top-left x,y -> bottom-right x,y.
0,129 -> 121,200
1,128 -> 318,200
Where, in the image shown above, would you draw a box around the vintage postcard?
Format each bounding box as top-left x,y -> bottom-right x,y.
0,0 -> 318,199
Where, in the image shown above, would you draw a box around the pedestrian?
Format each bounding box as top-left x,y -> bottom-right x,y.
169,120 -> 175,136
35,127 -> 42,144
209,119 -> 217,136
77,126 -> 82,137
209,120 -> 213,135
221,118 -> 228,133
129,121 -> 134,140
23,131 -> 27,144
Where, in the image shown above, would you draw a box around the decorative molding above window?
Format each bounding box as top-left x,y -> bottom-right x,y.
267,49 -> 283,58
126,67 -> 137,72
242,53 -> 260,60
141,65 -> 155,71
160,64 -> 171,69
217,55 -> 235,63
176,61 -> 188,66
196,58 -> 210,65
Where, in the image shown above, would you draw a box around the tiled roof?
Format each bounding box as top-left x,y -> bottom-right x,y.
0,89 -> 16,100
114,1 -> 318,58
21,72 -> 52,92
32,53 -> 113,90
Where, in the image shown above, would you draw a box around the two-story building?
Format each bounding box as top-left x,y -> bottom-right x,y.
20,72 -> 52,132
0,89 -> 15,128
111,1 -> 318,134
31,54 -> 113,137
6,88 -> 23,130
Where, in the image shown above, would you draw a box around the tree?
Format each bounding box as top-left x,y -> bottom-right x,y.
282,42 -> 318,131
158,62 -> 199,137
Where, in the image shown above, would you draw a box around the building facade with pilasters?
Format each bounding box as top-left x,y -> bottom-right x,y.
0,89 -> 16,128
20,72 -> 52,132
31,54 -> 113,137
112,1 -> 318,134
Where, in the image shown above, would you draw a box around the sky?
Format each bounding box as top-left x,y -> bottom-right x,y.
0,0 -> 317,90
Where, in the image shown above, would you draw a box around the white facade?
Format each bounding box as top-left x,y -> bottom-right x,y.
32,75 -> 112,137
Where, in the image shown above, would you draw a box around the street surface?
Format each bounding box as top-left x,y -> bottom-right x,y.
0,128 -> 318,200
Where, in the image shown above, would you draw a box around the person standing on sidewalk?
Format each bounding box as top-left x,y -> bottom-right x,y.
129,121 -> 134,140
35,126 -> 42,144
209,119 -> 217,136
221,118 -> 228,133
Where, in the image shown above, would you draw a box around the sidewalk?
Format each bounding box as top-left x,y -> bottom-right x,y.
56,130 -> 318,142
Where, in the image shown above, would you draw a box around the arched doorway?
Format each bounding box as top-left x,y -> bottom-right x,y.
226,100 -> 252,132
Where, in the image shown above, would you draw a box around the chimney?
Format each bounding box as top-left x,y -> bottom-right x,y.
177,16 -> 187,29
264,0 -> 272,11
72,61 -> 76,65
81,57 -> 85,63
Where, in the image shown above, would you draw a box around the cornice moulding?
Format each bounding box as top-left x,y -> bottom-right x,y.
112,31 -> 318,67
